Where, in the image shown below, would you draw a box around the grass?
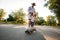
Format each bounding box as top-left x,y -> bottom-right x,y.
52,25 -> 60,29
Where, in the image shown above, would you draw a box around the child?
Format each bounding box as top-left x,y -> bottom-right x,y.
30,13 -> 36,31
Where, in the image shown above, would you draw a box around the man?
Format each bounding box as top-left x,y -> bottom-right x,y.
25,3 -> 36,34
28,3 -> 36,28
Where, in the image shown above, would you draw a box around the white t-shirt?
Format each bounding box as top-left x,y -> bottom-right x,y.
28,6 -> 35,19
28,6 -> 35,14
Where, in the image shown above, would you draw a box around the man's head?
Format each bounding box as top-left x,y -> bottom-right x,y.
32,3 -> 36,7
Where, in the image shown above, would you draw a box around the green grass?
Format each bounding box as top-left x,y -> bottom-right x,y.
56,26 -> 60,28
52,26 -> 60,29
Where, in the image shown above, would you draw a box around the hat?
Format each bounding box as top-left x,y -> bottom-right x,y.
32,3 -> 36,6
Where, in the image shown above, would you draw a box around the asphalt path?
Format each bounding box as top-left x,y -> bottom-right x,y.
0,24 -> 60,40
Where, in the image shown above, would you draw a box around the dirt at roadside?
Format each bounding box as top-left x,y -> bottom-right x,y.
44,35 -> 59,40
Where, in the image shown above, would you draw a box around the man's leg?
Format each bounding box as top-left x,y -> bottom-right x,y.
28,19 -> 31,27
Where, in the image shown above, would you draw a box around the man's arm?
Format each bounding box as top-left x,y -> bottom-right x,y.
28,7 -> 32,13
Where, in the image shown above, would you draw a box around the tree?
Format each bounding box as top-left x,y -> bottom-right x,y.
7,14 -> 15,21
0,9 -> 6,21
34,12 -> 46,25
46,15 -> 56,26
38,17 -> 46,25
35,16 -> 46,25
11,8 -> 26,24
44,0 -> 60,25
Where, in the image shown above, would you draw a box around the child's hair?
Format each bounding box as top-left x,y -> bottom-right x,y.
31,13 -> 36,17
31,13 -> 33,16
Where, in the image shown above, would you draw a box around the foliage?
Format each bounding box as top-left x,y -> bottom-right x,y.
7,14 -> 15,21
0,9 -> 6,21
45,0 -> 60,25
38,17 -> 46,25
11,8 -> 26,24
34,12 -> 46,25
46,15 -> 56,26
35,16 -> 46,25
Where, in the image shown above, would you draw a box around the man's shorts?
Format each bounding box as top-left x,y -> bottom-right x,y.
28,14 -> 31,20
31,22 -> 34,27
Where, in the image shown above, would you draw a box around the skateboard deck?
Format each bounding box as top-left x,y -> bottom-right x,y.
25,29 -> 36,34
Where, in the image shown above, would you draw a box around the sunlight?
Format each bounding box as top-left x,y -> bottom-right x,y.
0,0 -> 54,19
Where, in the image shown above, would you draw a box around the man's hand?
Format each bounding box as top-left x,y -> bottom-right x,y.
34,13 -> 36,17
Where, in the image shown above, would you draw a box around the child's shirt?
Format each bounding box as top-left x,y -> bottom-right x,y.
31,16 -> 35,22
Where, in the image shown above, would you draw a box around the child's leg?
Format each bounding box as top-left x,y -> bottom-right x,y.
31,22 -> 34,29
31,22 -> 36,31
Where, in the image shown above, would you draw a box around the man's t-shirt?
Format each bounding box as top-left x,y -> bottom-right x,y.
28,6 -> 35,19
28,6 -> 35,14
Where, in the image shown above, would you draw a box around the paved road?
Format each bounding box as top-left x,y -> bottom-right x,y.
0,24 -> 45,40
36,26 -> 60,40
0,24 -> 60,40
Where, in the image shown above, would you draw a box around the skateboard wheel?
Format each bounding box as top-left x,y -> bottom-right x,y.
33,29 -> 36,31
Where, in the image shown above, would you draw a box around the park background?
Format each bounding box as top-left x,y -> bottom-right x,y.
0,0 -> 60,28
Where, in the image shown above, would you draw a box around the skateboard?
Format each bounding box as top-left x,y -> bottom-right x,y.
25,28 -> 36,34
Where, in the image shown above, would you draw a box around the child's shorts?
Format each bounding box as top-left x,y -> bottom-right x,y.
31,22 -> 34,27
